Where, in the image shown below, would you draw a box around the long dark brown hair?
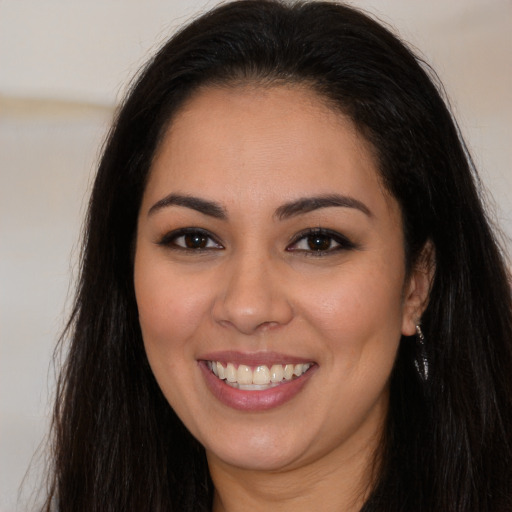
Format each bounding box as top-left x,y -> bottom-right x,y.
45,1 -> 512,510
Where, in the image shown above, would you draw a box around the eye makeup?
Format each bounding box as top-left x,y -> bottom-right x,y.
157,227 -> 224,251
287,227 -> 358,256
156,225 -> 358,257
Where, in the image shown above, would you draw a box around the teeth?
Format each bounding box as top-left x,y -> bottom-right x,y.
216,361 -> 225,379
284,364 -> 294,380
253,365 -> 270,385
226,363 -> 237,383
208,361 -> 312,387
237,364 -> 253,385
237,383 -> 280,390
270,364 -> 284,382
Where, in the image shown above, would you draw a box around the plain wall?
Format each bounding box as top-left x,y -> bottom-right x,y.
1,1 -> 510,510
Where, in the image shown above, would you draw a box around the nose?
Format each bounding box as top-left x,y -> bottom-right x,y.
212,251 -> 294,335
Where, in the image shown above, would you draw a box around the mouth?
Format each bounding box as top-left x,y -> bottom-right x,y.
199,352 -> 317,410
206,361 -> 313,390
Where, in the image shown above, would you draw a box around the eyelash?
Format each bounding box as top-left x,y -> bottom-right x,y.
287,228 -> 356,256
157,227 -> 356,255
157,228 -> 224,251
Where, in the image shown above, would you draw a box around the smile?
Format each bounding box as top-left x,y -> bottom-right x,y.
206,361 -> 313,390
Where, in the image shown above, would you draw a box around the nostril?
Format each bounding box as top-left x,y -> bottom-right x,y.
214,317 -> 286,335
211,259 -> 294,334
212,290 -> 294,334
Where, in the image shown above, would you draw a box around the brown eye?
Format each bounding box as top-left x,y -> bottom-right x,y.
158,228 -> 223,251
306,234 -> 333,251
287,228 -> 356,255
184,232 -> 209,249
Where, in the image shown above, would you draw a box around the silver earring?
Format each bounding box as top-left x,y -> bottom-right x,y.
414,324 -> 429,381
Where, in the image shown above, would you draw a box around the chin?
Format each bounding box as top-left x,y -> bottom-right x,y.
203,426 -> 311,472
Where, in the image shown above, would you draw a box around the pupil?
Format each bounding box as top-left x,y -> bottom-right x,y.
308,235 -> 331,251
185,233 -> 207,248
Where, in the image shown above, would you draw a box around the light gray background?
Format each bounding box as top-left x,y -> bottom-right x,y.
1,1 -> 511,510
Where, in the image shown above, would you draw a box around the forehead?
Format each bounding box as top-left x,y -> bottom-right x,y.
144,84 -> 395,219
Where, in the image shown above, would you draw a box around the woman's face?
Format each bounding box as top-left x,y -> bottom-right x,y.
134,85 -> 426,473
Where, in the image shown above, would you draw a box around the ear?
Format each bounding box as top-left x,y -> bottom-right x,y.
401,240 -> 436,336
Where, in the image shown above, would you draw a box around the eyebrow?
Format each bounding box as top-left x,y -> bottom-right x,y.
147,192 -> 372,220
274,194 -> 372,220
148,193 -> 227,219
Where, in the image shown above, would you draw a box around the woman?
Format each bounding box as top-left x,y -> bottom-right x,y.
44,1 -> 512,510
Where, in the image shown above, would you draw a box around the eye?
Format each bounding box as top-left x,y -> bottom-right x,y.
287,228 -> 355,255
158,228 -> 223,251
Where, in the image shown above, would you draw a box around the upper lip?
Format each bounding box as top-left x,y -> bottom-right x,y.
198,350 -> 315,367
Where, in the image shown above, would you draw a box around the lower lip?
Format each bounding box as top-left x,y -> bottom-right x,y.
199,361 -> 316,411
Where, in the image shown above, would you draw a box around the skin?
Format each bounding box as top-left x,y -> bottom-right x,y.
134,85 -> 431,511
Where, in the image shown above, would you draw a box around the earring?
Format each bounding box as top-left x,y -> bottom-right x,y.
414,324 -> 429,381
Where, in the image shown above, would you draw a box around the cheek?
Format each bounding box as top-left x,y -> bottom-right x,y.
307,269 -> 402,329
134,255 -> 217,417
137,289 -> 206,346
134,254 -> 214,358
298,263 -> 405,356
